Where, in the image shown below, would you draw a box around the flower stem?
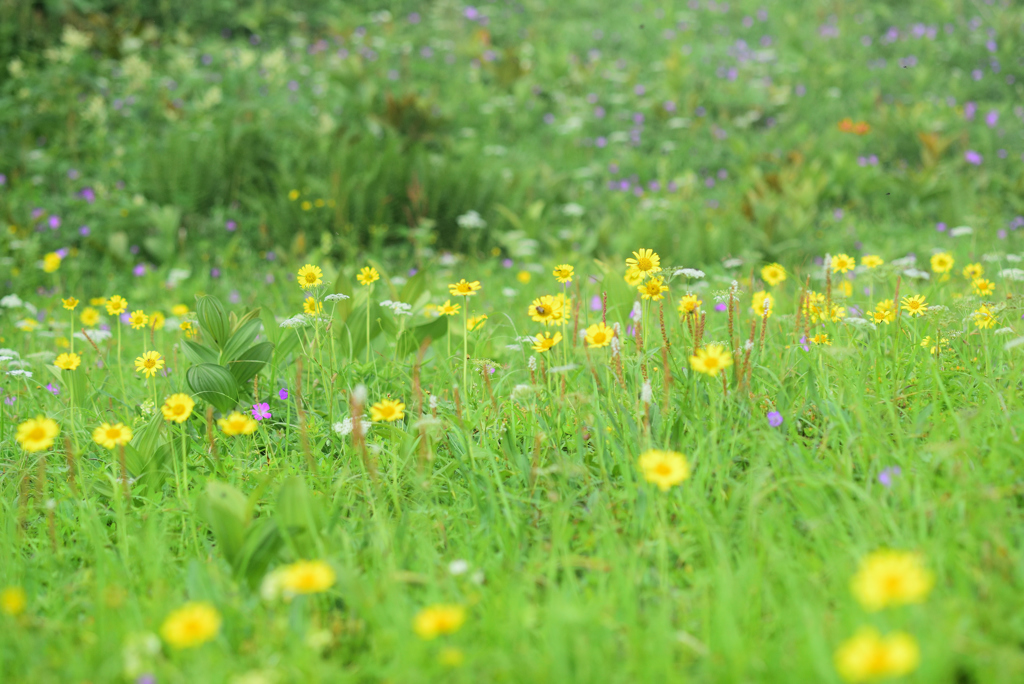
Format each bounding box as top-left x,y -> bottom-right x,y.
462,300 -> 469,393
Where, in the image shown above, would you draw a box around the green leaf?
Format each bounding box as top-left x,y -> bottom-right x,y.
197,481 -> 249,569
232,307 -> 263,335
180,340 -> 219,366
130,412 -> 165,460
186,363 -> 239,413
227,341 -> 274,387
396,316 -> 448,357
276,475 -> 322,555
273,329 -> 302,368
399,270 -> 427,307
221,318 -> 262,364
340,301 -> 384,359
237,519 -> 284,588
196,295 -> 230,350
259,307 -> 280,345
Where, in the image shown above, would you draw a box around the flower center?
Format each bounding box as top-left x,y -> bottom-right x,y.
107,428 -> 120,440
704,357 -> 719,370
593,332 -> 606,343
28,427 -> 45,441
144,359 -> 155,368
172,404 -> 185,415
654,463 -> 672,476
536,306 -> 549,316
637,257 -> 653,271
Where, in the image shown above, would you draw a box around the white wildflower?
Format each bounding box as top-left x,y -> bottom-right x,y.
674,268 -> 705,279
428,395 -> 438,411
1004,336 -> 1024,350
502,288 -> 518,297
982,253 -> 1004,262
76,329 -> 112,343
994,327 -> 1014,335
1008,254 -> 1023,263
548,363 -> 578,373
640,380 -> 652,404
333,418 -> 371,437
527,356 -> 537,371
998,269 -> 1024,281
610,335 -> 621,356
279,314 -> 310,328
902,268 -> 930,280
949,226 -> 973,237
351,384 -> 368,404
456,210 -> 487,230
7,369 -> 32,378
722,258 -> 743,269
561,203 -> 585,217
0,294 -> 23,308
325,293 -> 350,302
890,255 -> 917,267
448,560 -> 470,576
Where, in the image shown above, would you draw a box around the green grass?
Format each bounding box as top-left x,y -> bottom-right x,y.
2,1 -> 1024,682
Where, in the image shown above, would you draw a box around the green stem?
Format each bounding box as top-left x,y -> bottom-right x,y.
366,286 -> 372,364
462,300 -> 469,393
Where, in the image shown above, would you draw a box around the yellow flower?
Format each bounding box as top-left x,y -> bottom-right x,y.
837,280 -> 853,297
160,602 -> 221,649
89,297 -> 107,306
552,264 -> 574,283
42,252 -> 62,273
92,422 -> 133,449
930,252 -> 954,273
625,248 -> 662,277
623,267 -> 644,287
171,304 -> 190,317
288,189 -> 300,201
1,587 -> 27,616
16,416 -> 59,452
301,200 -> 312,211
678,294 -> 701,316
751,290 -> 774,318
129,310 -> 149,330
218,412 -> 258,436
638,450 -> 691,491
528,295 -> 563,326
901,295 -> 928,317
303,298 -> 323,316
861,255 -> 884,269
801,291 -> 827,323
437,300 -> 461,316
80,307 -> 100,327
689,345 -> 732,376
638,276 -> 669,301
760,263 -> 786,286
851,550 -> 934,611
516,270 -> 532,284
135,351 -> 165,378
531,331 -> 562,353
279,560 -> 336,595
55,352 -> 81,371
584,322 -> 615,348
972,278 -> 995,297
370,399 -> 405,422
297,264 -> 323,289
62,297 -> 79,310
448,279 -> 482,297
811,333 -> 831,346
829,305 -> 847,322
105,295 -> 128,316
973,304 -> 995,329
872,310 -> 893,325
149,311 -> 166,330
834,628 -> 919,683
467,314 -> 488,331
962,262 -> 983,279
413,604 -> 466,640
831,254 -> 856,274
162,393 -> 195,423
356,266 -> 380,286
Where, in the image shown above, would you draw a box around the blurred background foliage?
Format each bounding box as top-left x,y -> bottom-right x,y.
1,0 -> 1023,293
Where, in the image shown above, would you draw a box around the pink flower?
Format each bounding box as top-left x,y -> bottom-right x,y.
252,402 -> 271,421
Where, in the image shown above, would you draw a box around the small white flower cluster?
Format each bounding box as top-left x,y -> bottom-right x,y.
324,293 -> 350,302
890,255 -> 917,268
76,329 -> 112,343
456,210 -> 487,230
561,203 -> 585,217
640,380 -> 653,404
380,300 -> 412,316
1,294 -> 24,308
674,268 -> 705,279
333,418 -> 371,437
279,314 -> 311,328
722,258 -> 743,269
902,268 -> 930,280
998,269 -> 1024,281
949,226 -> 973,237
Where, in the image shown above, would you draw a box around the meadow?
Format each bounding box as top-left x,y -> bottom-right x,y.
2,1 -> 1024,682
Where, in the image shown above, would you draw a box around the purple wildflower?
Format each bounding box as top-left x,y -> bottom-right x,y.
278,388 -> 288,400
714,302 -> 728,312
878,466 -> 902,487
252,403 -> 271,421
964,150 -> 983,165
767,411 -> 783,427
4,396 -> 15,405
45,383 -> 59,395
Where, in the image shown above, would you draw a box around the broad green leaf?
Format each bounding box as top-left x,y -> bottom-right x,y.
396,316 -> 448,357
221,318 -> 262,364
186,363 -> 239,413
273,329 -> 302,368
237,519 -> 284,588
180,340 -> 219,366
196,295 -> 230,350
227,341 -> 274,387
197,481 -> 249,569
399,270 -> 427,308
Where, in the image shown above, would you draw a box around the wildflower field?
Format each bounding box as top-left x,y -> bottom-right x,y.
3,1 -> 1024,682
